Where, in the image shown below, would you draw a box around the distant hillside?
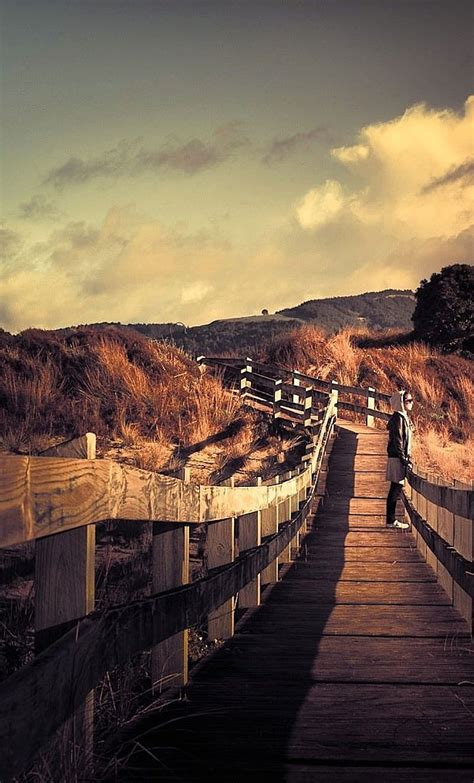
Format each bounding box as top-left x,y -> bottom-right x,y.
277,289 -> 415,332
133,289 -> 415,354
17,289 -> 415,357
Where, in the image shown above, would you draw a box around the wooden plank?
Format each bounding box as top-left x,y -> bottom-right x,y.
453,581 -> 473,633
152,522 -> 190,691
35,434 -> 96,777
307,531 -> 414,547
323,498 -> 387,514
316,513 -> 387,528
39,433 -> 96,459
265,579 -> 452,605
305,546 -> 421,562
238,510 -> 261,608
454,514 -> 473,561
171,683 -> 474,763
278,496 -> 292,563
408,473 -> 473,519
201,635 -> 473,684
437,504 -> 455,546
437,559 -> 454,603
260,501 -> 279,584
284,561 -> 437,582
207,517 -> 235,640
239,604 -> 469,637
283,766 -> 474,783
0,454 -> 317,547
35,527 -> 96,647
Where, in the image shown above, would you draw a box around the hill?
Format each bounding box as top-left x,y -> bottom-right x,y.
45,289 -> 415,356
277,289 -> 415,332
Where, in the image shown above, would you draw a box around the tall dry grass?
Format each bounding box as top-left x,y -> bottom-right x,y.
261,324 -> 473,482
0,327 -> 254,472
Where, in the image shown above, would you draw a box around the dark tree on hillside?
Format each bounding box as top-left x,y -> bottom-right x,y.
412,264 -> 474,353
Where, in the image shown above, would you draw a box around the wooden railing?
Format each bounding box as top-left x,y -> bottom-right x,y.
197,355 -> 392,428
0,387 -> 337,781
403,470 -> 473,631
199,356 -> 474,630
1,355 -> 472,780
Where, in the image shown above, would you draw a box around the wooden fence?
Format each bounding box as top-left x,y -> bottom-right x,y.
200,356 -> 474,631
0,385 -> 338,780
403,471 -> 473,631
0,356 -> 472,780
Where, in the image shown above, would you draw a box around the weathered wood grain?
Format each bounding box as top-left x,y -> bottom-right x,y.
0,455 -> 314,547
152,522 -> 190,690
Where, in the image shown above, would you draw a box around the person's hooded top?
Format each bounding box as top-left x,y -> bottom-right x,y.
387,390 -> 412,464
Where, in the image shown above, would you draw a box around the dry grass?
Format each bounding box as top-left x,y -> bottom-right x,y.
261,324 -> 473,482
0,327 -> 258,476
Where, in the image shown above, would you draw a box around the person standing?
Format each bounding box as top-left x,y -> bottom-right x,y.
385,389 -> 414,529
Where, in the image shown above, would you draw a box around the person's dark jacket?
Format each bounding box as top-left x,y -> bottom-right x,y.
387,412 -> 411,466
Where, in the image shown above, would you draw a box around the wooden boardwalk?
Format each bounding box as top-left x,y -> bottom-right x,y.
114,422 -> 474,782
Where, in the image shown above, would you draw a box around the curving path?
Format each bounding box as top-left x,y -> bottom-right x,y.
113,421 -> 474,782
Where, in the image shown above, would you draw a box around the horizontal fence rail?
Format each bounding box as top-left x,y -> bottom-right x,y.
197,355 -> 391,425
0,385 -> 337,781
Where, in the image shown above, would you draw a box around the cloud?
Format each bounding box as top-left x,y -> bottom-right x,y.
262,127 -> 332,164
18,195 -> 63,221
422,158 -> 474,194
3,98 -> 473,334
295,180 -> 346,230
43,123 -> 250,189
290,95 -> 474,295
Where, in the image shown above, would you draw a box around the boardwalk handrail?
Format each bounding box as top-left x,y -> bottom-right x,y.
199,356 -> 474,626
198,355 -> 392,423
0,386 -> 337,781
0,453 -> 315,548
1,354 -> 472,779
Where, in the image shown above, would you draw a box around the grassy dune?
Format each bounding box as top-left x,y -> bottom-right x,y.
0,326 -> 302,484
261,324 -> 474,483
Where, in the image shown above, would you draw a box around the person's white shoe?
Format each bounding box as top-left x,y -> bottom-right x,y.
387,519 -> 409,529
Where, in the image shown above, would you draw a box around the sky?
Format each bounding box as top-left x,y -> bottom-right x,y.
1,0 -> 473,331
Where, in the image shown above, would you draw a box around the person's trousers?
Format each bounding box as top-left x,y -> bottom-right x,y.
386,481 -> 404,525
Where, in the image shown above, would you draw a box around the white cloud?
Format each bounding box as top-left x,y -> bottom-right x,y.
295,180 -> 346,230
292,96 -> 473,293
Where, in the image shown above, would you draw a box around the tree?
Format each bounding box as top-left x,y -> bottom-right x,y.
412,264 -> 474,353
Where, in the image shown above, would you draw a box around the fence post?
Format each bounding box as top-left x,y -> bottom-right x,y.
208,477 -> 235,640
152,467 -> 190,692
278,492 -> 292,563
238,477 -> 262,608
261,476 -> 279,584
35,433 -> 96,772
366,387 -> 375,427
292,371 -> 301,404
331,381 -> 339,414
240,362 -> 252,398
273,379 -> 283,418
303,386 -> 313,427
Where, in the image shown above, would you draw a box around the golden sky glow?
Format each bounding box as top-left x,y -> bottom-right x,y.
1,1 -> 472,331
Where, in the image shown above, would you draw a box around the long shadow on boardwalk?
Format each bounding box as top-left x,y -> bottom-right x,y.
110,428 -> 355,782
